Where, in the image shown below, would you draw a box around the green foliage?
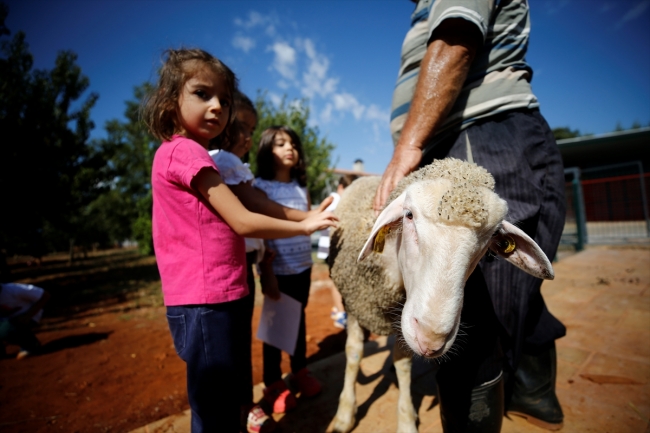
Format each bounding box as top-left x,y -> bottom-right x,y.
91,83 -> 158,254
250,92 -> 336,203
132,190 -> 153,255
614,120 -> 648,132
552,126 -> 582,140
0,8 -> 101,256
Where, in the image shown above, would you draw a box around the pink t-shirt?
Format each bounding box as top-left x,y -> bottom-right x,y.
152,135 -> 248,305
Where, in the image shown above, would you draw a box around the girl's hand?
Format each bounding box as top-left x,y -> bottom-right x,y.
307,195 -> 334,217
259,263 -> 281,300
260,249 -> 276,265
301,211 -> 338,235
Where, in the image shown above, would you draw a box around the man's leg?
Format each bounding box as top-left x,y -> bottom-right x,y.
436,268 -> 505,433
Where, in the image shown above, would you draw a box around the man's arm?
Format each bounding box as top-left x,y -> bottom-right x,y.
373,18 -> 482,212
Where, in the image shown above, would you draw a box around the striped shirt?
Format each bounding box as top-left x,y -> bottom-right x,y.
390,0 -> 538,152
254,178 -> 313,275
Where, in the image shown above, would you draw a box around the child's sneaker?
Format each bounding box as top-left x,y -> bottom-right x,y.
290,368 -> 322,397
263,380 -> 296,414
16,350 -> 31,360
246,405 -> 277,433
331,307 -> 347,329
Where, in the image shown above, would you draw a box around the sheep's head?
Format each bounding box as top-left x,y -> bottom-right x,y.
358,159 -> 554,359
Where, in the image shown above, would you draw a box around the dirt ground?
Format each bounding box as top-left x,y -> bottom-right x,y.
0,250 -> 349,433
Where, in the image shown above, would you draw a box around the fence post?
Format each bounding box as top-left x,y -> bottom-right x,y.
569,168 -> 588,251
635,161 -> 650,236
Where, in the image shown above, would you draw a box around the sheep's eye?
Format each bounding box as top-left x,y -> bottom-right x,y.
405,210 -> 413,220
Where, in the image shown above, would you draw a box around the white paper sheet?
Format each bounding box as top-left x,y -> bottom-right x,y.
256,293 -> 302,356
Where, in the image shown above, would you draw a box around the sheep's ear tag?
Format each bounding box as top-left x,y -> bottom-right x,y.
497,235 -> 516,254
373,226 -> 391,254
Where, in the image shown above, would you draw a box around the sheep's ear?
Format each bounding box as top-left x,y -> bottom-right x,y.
488,221 -> 555,280
358,192 -> 406,262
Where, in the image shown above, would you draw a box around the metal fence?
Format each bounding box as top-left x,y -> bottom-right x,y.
562,161 -> 650,249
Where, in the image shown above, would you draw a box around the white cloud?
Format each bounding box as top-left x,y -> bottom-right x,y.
235,11 -> 267,29
234,11 -> 278,37
267,92 -> 283,107
233,11 -> 391,135
320,103 -> 333,123
232,35 -> 255,53
364,104 -> 389,123
333,93 -> 365,120
292,38 -> 339,98
615,0 -> 650,28
269,42 -> 297,80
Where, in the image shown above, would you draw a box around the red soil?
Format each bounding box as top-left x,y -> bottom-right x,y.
0,259 -> 346,433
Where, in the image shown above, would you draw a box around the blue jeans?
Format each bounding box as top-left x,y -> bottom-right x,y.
167,298 -> 249,433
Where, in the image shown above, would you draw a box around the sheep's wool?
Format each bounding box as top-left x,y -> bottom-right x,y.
388,158 -> 495,227
329,158 -> 496,335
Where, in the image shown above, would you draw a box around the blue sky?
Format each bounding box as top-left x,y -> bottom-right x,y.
5,0 -> 650,175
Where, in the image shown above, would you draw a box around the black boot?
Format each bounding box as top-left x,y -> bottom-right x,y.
440,372 -> 504,433
507,343 -> 563,430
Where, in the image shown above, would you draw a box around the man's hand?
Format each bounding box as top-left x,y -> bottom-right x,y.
373,144 -> 422,213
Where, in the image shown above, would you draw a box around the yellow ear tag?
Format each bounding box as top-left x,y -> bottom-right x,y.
501,235 -> 516,254
373,225 -> 391,254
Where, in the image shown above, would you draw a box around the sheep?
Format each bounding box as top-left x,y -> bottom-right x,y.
326,158 -> 555,433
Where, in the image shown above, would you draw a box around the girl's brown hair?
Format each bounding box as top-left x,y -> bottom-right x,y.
210,89 -> 257,152
256,126 -> 307,187
234,89 -> 257,119
211,118 -> 244,153
142,48 -> 237,145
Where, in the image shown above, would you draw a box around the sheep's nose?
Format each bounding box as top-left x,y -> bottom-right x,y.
412,317 -> 445,357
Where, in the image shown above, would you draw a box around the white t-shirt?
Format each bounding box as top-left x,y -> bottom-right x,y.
0,283 -> 46,323
317,192 -> 340,259
209,150 -> 265,261
254,178 -> 313,275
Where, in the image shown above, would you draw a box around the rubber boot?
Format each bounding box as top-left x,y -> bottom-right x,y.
507,343 -> 564,430
440,372 -> 504,433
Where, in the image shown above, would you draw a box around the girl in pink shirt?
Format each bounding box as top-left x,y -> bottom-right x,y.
142,48 -> 336,433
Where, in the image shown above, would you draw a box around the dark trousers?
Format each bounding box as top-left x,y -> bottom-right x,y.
262,267 -> 311,385
436,267 -> 505,425
240,251 -> 258,405
422,109 -> 567,422
167,297 -> 250,433
0,319 -> 40,352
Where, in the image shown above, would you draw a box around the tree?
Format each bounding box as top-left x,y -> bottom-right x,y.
91,84 -> 157,254
0,4 -> 101,259
250,93 -> 336,203
552,127 -> 581,141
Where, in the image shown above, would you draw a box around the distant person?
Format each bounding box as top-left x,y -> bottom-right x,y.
142,48 -> 337,432
254,126 -> 324,414
0,282 -> 50,359
317,174 -> 359,329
